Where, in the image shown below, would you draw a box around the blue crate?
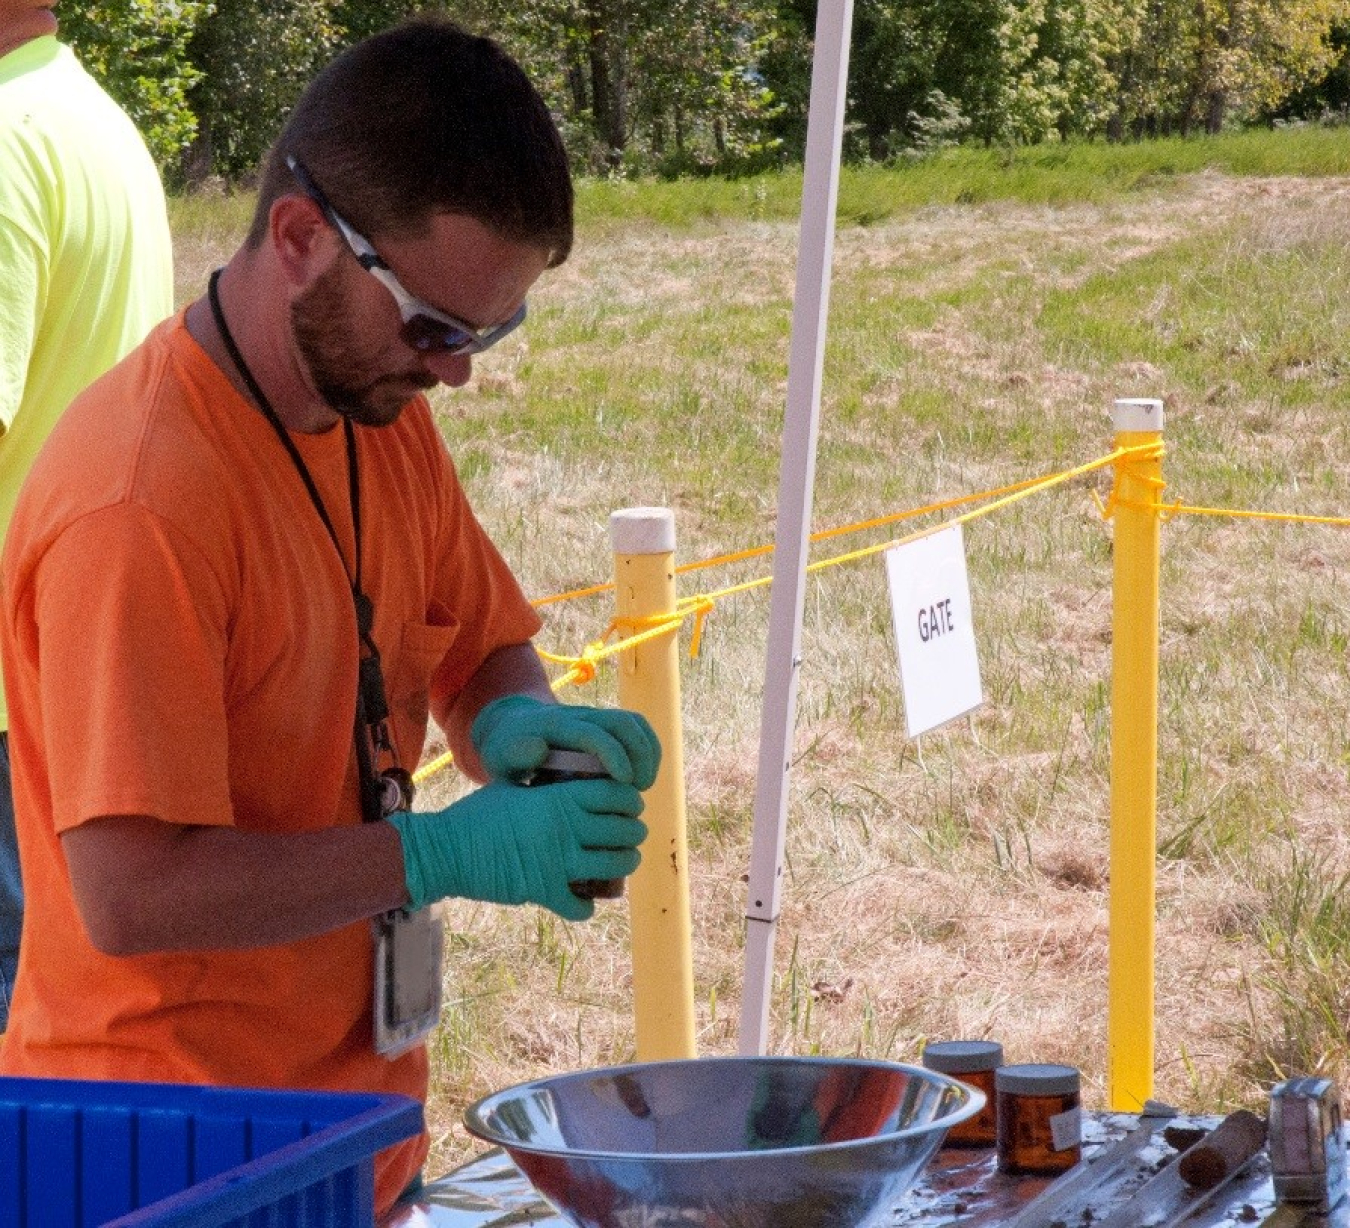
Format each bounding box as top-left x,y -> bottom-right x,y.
0,1075 -> 424,1227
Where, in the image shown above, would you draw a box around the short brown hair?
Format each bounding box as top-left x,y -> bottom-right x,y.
247,16 -> 573,265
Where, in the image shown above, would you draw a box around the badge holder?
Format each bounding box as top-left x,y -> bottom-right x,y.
373,905 -> 444,1058
354,617 -> 445,1058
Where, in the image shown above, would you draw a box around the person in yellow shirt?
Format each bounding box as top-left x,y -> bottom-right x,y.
0,0 -> 174,1027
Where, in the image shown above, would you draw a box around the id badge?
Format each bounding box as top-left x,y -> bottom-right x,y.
373,906 -> 444,1058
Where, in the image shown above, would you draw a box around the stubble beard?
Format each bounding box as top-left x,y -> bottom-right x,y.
290,265 -> 437,428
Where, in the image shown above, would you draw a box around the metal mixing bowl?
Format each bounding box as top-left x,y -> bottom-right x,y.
463,1054 -> 983,1228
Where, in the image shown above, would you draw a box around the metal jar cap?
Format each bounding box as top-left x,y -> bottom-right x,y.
922,1041 -> 1005,1075
995,1063 -> 1080,1095
537,749 -> 608,776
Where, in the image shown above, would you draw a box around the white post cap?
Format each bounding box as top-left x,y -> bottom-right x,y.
1112,397 -> 1164,432
610,507 -> 676,555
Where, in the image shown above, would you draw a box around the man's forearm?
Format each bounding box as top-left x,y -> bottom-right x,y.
61,814 -> 410,954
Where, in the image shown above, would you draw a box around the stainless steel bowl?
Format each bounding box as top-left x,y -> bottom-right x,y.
463,1054 -> 983,1228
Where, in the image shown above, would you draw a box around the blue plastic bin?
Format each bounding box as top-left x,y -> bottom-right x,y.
0,1075 -> 423,1227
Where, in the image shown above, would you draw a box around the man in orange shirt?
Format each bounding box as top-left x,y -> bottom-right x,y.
0,17 -> 658,1216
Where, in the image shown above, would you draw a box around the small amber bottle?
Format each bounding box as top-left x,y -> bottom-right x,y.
921,1040 -> 1003,1147
527,749 -> 624,900
995,1063 -> 1082,1176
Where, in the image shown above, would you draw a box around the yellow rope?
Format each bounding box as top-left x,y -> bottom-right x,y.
412,750 -> 453,783
1093,440 -> 1349,527
415,450 -> 1138,783
412,615 -> 688,785
410,441 -> 1204,787
530,471 -> 1066,609
685,448 -> 1143,607
1167,503 -> 1350,528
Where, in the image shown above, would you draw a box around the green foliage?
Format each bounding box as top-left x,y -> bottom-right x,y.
63,0 -> 1350,182
456,0 -> 783,177
631,0 -> 786,176
332,0 -> 419,41
843,0 -> 1002,157
765,0 -> 1350,157
59,0 -> 208,172
753,0 -> 812,158
1272,21 -> 1350,118
183,0 -> 348,182
1111,0 -> 1350,135
906,91 -> 971,151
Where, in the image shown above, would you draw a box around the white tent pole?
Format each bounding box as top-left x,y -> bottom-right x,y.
737,0 -> 855,1057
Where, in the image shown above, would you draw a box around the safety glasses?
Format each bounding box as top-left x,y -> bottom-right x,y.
286,155 -> 526,356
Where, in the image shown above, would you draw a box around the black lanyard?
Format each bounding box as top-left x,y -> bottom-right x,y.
207,268 -> 400,823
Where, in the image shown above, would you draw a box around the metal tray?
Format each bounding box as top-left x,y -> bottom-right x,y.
382,1111 -> 1349,1228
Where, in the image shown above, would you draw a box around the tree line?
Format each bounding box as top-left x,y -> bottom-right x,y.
62,0 -> 1350,186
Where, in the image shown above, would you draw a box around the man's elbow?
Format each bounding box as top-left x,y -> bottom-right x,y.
74,892 -> 162,956
61,814 -> 186,956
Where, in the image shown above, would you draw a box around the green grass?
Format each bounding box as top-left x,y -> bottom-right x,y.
166,186 -> 256,241
167,124 -> 1350,240
566,125 -> 1350,230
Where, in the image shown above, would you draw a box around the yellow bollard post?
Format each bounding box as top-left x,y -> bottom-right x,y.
611,507 -> 696,1060
1107,398 -> 1164,1111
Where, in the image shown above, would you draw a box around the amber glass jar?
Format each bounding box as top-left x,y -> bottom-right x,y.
921,1040 -> 1003,1147
995,1063 -> 1082,1176
528,749 -> 624,900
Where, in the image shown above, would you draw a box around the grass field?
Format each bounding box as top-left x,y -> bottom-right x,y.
172,128 -> 1350,1175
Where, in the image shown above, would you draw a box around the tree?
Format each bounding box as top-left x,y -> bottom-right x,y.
1212,0 -> 1350,128
836,0 -> 1006,156
59,1 -> 208,174
819,0 -> 1124,153
1270,20 -> 1350,118
1112,0 -> 1350,135
1013,0 -> 1126,141
183,0 -> 346,183
458,0 -> 781,175
62,0 -> 1350,185
332,0 -> 419,41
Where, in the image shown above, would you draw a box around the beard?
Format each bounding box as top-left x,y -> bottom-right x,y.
291,264 -> 438,428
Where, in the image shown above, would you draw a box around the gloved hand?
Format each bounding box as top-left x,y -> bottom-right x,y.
386,776 -> 648,921
471,695 -> 661,789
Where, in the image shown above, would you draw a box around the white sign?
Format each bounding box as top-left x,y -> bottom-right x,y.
885,524 -> 983,737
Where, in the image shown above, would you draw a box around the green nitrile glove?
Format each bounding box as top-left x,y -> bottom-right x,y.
471,695 -> 662,789
386,777 -> 648,921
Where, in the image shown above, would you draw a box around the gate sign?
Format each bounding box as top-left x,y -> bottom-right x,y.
884,524 -> 983,738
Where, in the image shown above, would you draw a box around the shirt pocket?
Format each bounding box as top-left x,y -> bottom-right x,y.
386,613 -> 460,766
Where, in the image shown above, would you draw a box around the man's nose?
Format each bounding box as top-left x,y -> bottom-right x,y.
421,349 -> 473,388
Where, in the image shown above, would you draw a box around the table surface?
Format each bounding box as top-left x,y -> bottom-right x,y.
380,1111 -> 1350,1228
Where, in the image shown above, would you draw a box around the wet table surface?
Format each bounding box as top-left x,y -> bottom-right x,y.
381,1112 -> 1350,1228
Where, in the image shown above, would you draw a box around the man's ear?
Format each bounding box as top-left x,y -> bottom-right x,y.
270,193 -> 339,287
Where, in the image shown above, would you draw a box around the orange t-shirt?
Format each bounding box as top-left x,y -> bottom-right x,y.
0,313 -> 542,1213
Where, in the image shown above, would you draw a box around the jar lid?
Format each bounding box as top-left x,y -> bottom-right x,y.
922,1040 -> 1004,1074
536,749 -> 608,777
995,1063 -> 1080,1095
